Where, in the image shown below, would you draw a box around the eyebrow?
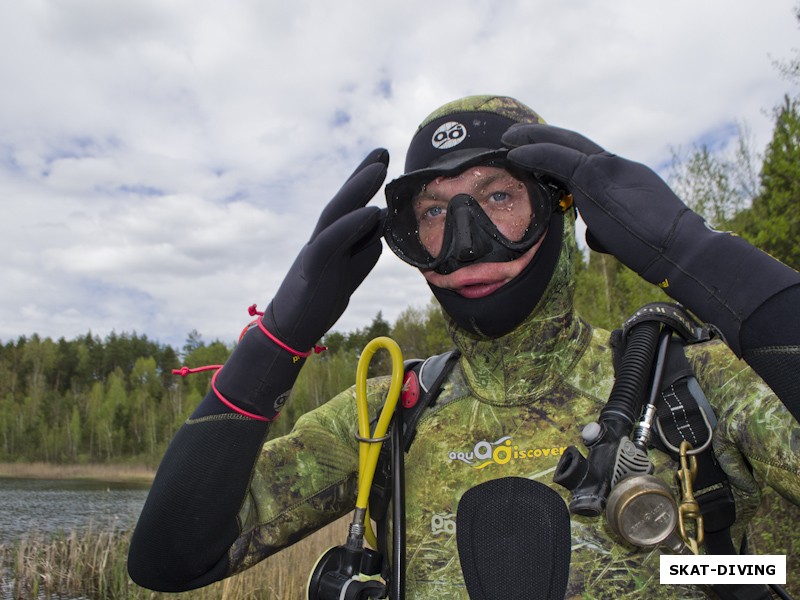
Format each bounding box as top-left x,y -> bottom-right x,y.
413,191 -> 441,205
415,171 -> 517,202
474,172 -> 510,190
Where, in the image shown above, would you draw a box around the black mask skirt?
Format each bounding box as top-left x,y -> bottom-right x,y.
429,210 -> 565,338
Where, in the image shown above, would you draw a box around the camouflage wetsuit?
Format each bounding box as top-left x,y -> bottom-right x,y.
223,217 -> 799,599
128,94 -> 800,598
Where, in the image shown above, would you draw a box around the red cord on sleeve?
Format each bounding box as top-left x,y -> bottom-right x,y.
172,365 -> 270,422
248,304 -> 327,359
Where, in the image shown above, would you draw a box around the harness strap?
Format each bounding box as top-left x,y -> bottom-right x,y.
653,338 -> 773,600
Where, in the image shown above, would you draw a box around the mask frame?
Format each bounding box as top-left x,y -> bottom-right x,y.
384,153 -> 563,274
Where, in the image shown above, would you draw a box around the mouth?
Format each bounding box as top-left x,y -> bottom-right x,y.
452,279 -> 508,299
422,263 -> 515,300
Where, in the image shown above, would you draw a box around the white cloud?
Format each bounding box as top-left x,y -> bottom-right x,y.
1,0 -> 798,349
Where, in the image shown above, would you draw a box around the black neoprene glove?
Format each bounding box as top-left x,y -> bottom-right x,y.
212,149 -> 389,419
263,148 -> 389,350
501,124 -> 799,356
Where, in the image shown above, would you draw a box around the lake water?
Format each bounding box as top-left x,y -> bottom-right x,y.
0,477 -> 150,544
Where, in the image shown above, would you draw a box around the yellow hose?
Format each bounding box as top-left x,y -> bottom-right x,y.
354,336 -> 404,548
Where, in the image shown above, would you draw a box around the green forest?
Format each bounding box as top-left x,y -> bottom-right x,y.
1,88 -> 799,466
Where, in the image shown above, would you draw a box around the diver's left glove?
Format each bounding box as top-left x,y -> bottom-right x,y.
209,149 -> 389,421
501,124 -> 798,356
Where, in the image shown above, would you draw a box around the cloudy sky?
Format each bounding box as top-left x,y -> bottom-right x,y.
1,0 -> 798,350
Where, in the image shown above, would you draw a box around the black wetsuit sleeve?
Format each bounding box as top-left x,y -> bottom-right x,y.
127,328 -> 303,592
740,283 -> 800,423
127,402 -> 270,592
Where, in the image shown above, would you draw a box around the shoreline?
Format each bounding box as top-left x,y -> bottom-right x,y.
0,461 -> 155,484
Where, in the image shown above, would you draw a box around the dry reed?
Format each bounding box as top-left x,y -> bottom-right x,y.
0,517 -> 349,599
0,462 -> 155,484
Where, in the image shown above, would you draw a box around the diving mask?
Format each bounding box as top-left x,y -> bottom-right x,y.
384,156 -> 563,274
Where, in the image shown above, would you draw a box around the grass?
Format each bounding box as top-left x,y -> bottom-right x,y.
0,463 -> 350,598
0,517 -> 350,599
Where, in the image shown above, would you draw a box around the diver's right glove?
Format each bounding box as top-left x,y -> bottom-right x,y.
501,124 -> 799,356
210,149 -> 389,420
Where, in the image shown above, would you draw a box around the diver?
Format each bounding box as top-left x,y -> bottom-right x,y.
128,96 -> 800,598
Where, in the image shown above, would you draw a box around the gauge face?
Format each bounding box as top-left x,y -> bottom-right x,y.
607,475 -> 678,548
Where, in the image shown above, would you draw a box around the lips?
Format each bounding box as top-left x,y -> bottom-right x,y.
452,278 -> 509,299
422,263 -> 514,299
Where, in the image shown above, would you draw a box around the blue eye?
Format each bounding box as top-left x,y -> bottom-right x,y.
490,192 -> 509,202
425,206 -> 445,218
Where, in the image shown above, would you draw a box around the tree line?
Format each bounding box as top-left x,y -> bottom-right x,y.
0,331 -> 228,464
0,305 -> 450,464
2,69 -> 799,466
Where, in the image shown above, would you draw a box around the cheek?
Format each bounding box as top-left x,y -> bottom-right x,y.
421,268 -> 441,287
495,234 -> 546,279
418,226 -> 444,257
496,205 -> 534,242
499,244 -> 537,278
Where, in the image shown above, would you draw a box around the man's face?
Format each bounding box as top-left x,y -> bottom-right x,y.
416,166 -> 546,299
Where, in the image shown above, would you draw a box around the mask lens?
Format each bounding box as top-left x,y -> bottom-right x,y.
413,169 -> 534,259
